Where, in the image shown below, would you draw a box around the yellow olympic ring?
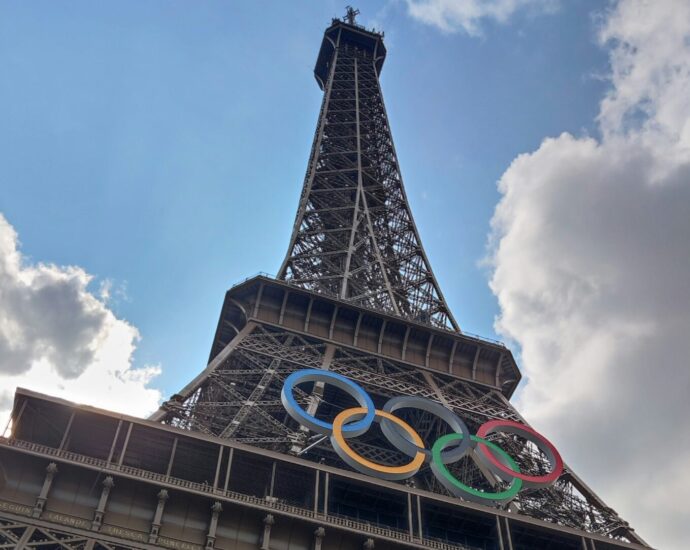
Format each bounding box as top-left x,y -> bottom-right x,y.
331,407 -> 426,480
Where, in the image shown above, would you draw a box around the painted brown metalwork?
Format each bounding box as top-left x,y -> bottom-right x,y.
278,18 -> 458,331
0,9 -> 651,550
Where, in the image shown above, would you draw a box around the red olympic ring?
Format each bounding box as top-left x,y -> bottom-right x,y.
475,419 -> 563,488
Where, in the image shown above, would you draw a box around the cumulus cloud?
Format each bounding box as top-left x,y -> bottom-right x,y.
488,1 -> 690,548
405,0 -> 556,35
0,214 -> 161,426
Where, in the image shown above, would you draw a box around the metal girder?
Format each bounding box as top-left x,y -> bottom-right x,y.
278,37 -> 458,331
0,518 -> 138,550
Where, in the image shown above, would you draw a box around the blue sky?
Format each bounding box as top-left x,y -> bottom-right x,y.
0,0 -> 607,395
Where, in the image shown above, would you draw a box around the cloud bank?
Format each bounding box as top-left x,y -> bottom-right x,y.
0,214 -> 161,427
405,0 -> 556,35
488,1 -> 690,548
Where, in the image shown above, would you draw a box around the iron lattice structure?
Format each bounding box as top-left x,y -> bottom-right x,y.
0,518 -> 135,550
149,14 -> 648,548
278,20 -> 458,331
154,320 -> 640,544
0,11 -> 651,550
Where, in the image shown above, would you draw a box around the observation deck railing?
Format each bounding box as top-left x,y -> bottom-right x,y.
0,437 -> 472,550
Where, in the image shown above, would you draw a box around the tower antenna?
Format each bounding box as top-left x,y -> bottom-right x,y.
344,6 -> 360,25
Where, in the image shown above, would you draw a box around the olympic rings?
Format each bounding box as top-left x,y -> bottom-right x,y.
331,407 -> 426,480
431,434 -> 522,504
281,369 -> 564,504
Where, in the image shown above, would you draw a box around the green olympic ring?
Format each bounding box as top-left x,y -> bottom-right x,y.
431,433 -> 523,504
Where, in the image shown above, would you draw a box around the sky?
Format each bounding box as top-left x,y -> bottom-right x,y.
1,1 -> 688,548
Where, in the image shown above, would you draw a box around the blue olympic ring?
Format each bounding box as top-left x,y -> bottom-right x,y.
281,369 -> 376,437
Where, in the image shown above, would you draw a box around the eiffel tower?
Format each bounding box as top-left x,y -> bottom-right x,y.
0,9 -> 652,550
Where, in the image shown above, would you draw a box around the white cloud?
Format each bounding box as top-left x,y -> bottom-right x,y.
488,1 -> 690,548
405,0 -> 556,35
0,214 -> 161,426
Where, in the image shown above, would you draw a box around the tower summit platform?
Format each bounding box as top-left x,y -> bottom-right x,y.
314,14 -> 386,89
